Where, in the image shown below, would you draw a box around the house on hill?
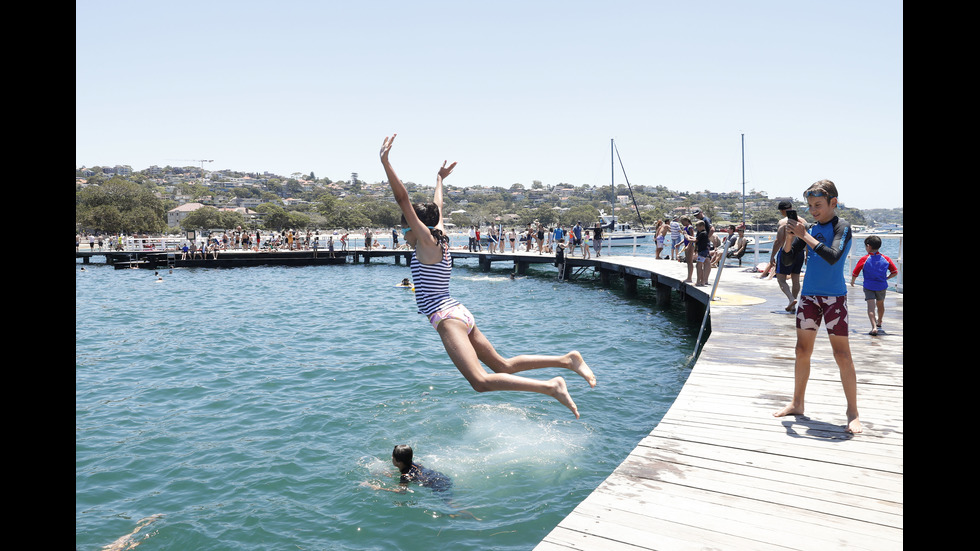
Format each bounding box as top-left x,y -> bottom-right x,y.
168,203 -> 205,228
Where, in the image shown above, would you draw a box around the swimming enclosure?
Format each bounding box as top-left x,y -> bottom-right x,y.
76,259 -> 697,550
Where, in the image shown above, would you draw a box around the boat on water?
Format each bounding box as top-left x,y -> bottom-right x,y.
600,139 -> 654,247
743,235 -> 773,254
599,212 -> 653,246
866,223 -> 903,234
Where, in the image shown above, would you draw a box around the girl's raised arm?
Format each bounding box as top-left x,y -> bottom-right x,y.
380,135 -> 409,204
433,160 -> 456,215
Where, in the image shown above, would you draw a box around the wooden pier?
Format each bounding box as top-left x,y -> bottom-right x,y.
77,246 -> 902,548
534,256 -> 903,551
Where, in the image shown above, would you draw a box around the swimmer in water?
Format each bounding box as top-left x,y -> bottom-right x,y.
361,445 -> 480,520
101,514 -> 163,550
380,134 -> 595,418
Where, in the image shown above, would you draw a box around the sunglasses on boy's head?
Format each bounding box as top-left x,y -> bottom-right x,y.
804,190 -> 836,199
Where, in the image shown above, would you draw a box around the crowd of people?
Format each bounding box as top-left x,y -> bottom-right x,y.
462,221 -> 602,259
646,210 -> 749,287
170,228 -> 347,259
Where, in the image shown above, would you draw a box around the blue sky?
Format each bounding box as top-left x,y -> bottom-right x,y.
76,1 -> 903,209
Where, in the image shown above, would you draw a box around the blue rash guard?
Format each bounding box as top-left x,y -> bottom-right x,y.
784,216 -> 852,297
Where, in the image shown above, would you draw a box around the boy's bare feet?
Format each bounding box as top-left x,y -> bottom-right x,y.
567,351 -> 596,388
846,411 -> 863,434
550,377 -> 579,418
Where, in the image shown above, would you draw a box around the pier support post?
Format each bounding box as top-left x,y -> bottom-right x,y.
516,261 -> 529,275
599,269 -> 611,287
655,281 -> 672,306
684,294 -> 706,324
479,255 -> 491,272
623,274 -> 638,296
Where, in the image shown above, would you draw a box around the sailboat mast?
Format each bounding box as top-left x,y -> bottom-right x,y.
610,138 -> 615,218
741,133 -> 746,228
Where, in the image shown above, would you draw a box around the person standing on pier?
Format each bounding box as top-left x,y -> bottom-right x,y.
380,134 -> 595,418
773,200 -> 805,312
850,235 -> 898,336
773,179 -> 861,434
592,221 -> 603,257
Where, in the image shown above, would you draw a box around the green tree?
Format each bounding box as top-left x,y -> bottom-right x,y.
563,205 -> 600,227
532,205 -> 558,226
287,210 -> 311,229
316,194 -> 370,229
255,203 -> 291,231
76,178 -> 167,234
180,206 -> 224,231
355,197 -> 401,227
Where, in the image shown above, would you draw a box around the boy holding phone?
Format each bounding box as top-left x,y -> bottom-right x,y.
773,180 -> 862,434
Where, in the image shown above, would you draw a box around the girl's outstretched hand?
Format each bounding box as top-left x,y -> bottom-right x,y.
438,160 -> 457,180
380,134 -> 397,162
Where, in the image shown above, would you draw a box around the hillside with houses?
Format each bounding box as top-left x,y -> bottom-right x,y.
76,164 -> 900,236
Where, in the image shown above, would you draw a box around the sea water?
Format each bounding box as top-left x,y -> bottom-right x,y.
76,258 -> 696,550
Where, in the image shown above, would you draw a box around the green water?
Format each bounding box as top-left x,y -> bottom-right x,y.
76,259 -> 697,550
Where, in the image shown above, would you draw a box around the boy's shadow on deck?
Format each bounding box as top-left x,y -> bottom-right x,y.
778,415 -> 856,441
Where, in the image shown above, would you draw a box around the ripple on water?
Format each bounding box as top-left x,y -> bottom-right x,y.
76,260 -> 695,550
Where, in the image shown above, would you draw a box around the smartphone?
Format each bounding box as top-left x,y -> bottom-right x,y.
786,209 -> 798,221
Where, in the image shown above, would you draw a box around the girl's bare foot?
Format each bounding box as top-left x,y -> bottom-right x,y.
550,377 -> 579,418
566,351 -> 596,388
846,412 -> 863,434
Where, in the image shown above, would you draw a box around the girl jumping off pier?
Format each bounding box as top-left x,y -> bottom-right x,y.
380,134 -> 595,418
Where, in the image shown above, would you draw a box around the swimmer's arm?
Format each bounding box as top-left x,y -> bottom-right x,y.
360,481 -> 411,493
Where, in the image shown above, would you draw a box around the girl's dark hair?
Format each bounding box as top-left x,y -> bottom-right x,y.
393,444 -> 413,469
401,203 -> 449,245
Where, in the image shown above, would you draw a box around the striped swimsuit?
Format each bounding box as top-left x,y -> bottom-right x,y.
410,245 -> 475,333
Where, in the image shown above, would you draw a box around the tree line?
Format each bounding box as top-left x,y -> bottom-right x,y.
77,174 -> 887,236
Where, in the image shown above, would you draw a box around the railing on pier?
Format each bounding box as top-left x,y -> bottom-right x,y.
604,231 -> 903,292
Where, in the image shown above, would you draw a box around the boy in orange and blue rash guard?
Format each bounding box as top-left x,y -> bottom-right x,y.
773,179 -> 862,434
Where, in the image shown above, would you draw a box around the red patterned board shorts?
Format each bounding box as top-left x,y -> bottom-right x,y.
796,295 -> 849,336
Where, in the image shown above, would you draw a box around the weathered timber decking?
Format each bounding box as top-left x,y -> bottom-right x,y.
535,254 -> 903,551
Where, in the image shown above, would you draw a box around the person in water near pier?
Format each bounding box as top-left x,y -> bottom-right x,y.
773,179 -> 862,434
379,134 -> 595,418
850,235 -> 898,336
362,445 -> 480,519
